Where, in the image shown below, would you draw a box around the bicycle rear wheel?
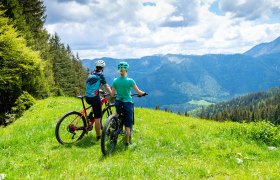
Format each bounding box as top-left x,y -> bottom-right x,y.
101,113 -> 120,155
101,104 -> 115,129
55,111 -> 87,144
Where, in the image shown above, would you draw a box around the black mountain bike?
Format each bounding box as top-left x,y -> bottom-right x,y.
101,93 -> 147,155
55,92 -> 115,144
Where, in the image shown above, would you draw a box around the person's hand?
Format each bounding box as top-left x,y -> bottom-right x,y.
137,92 -> 148,97
141,92 -> 148,96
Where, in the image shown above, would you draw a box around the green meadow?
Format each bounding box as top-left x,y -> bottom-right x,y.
1,97 -> 280,179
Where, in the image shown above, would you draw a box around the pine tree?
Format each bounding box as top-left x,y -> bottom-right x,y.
1,0 -> 34,46
0,9 -> 48,119
1,0 -> 55,94
17,0 -> 46,39
0,1 -> 87,126
48,33 -> 87,96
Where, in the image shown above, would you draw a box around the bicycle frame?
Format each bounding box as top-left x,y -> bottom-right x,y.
101,93 -> 147,155
74,96 -> 92,127
74,94 -> 113,127
113,96 -> 139,132
55,92 -> 116,144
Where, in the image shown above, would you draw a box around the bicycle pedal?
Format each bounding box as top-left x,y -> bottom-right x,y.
120,130 -> 125,136
88,125 -> 93,131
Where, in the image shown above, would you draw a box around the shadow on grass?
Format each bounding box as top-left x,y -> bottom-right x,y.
99,136 -> 137,160
52,134 -> 99,150
75,135 -> 99,147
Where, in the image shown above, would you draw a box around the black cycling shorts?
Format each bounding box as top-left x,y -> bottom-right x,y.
86,96 -> 102,119
115,100 -> 134,128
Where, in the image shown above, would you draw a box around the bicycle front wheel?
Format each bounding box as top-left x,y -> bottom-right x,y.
101,113 -> 120,155
55,111 -> 87,144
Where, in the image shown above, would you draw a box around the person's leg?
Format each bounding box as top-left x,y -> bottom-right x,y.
89,109 -> 94,122
95,118 -> 101,138
123,102 -> 133,145
86,97 -> 94,122
125,126 -> 131,144
91,96 -> 102,139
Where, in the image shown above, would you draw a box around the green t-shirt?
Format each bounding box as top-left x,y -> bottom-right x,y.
112,77 -> 136,102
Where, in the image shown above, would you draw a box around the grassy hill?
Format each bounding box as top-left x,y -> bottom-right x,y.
1,97 -> 280,179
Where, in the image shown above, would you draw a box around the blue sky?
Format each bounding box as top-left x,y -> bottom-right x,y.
44,0 -> 280,59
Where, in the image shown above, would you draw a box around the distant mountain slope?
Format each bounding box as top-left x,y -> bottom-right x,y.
244,37 -> 280,57
82,37 -> 280,112
195,87 -> 280,124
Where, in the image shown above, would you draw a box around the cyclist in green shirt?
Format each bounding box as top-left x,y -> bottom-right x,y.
111,62 -> 147,146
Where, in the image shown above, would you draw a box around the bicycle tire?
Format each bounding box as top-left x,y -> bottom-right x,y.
101,113 -> 120,155
101,104 -> 115,129
55,111 -> 87,144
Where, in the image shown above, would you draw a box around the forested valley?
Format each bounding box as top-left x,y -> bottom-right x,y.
0,0 -> 88,125
196,87 -> 280,125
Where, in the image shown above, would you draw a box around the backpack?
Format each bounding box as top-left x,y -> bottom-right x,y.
85,71 -> 106,97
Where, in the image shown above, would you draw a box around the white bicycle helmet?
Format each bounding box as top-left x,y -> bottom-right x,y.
95,60 -> 106,67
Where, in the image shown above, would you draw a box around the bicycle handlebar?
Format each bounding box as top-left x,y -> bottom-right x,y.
131,92 -> 148,97
78,92 -> 148,99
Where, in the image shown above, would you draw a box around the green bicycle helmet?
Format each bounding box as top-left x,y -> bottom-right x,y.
118,61 -> 129,70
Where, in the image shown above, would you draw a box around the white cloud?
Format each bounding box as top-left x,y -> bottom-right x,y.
136,1 -> 175,25
44,0 -> 280,59
219,0 -> 280,21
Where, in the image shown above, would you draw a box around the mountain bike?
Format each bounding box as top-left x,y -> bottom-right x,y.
55,92 -> 115,144
101,93 -> 147,155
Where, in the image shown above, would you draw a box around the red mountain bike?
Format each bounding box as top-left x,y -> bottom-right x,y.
55,92 -> 115,144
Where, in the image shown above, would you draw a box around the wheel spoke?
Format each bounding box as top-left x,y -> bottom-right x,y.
101,104 -> 115,129
101,115 -> 119,155
55,112 -> 86,144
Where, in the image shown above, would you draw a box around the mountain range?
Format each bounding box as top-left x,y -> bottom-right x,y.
82,36 -> 280,112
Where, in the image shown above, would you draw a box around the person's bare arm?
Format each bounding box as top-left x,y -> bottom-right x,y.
110,88 -> 116,97
133,84 -> 145,96
104,84 -> 112,94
